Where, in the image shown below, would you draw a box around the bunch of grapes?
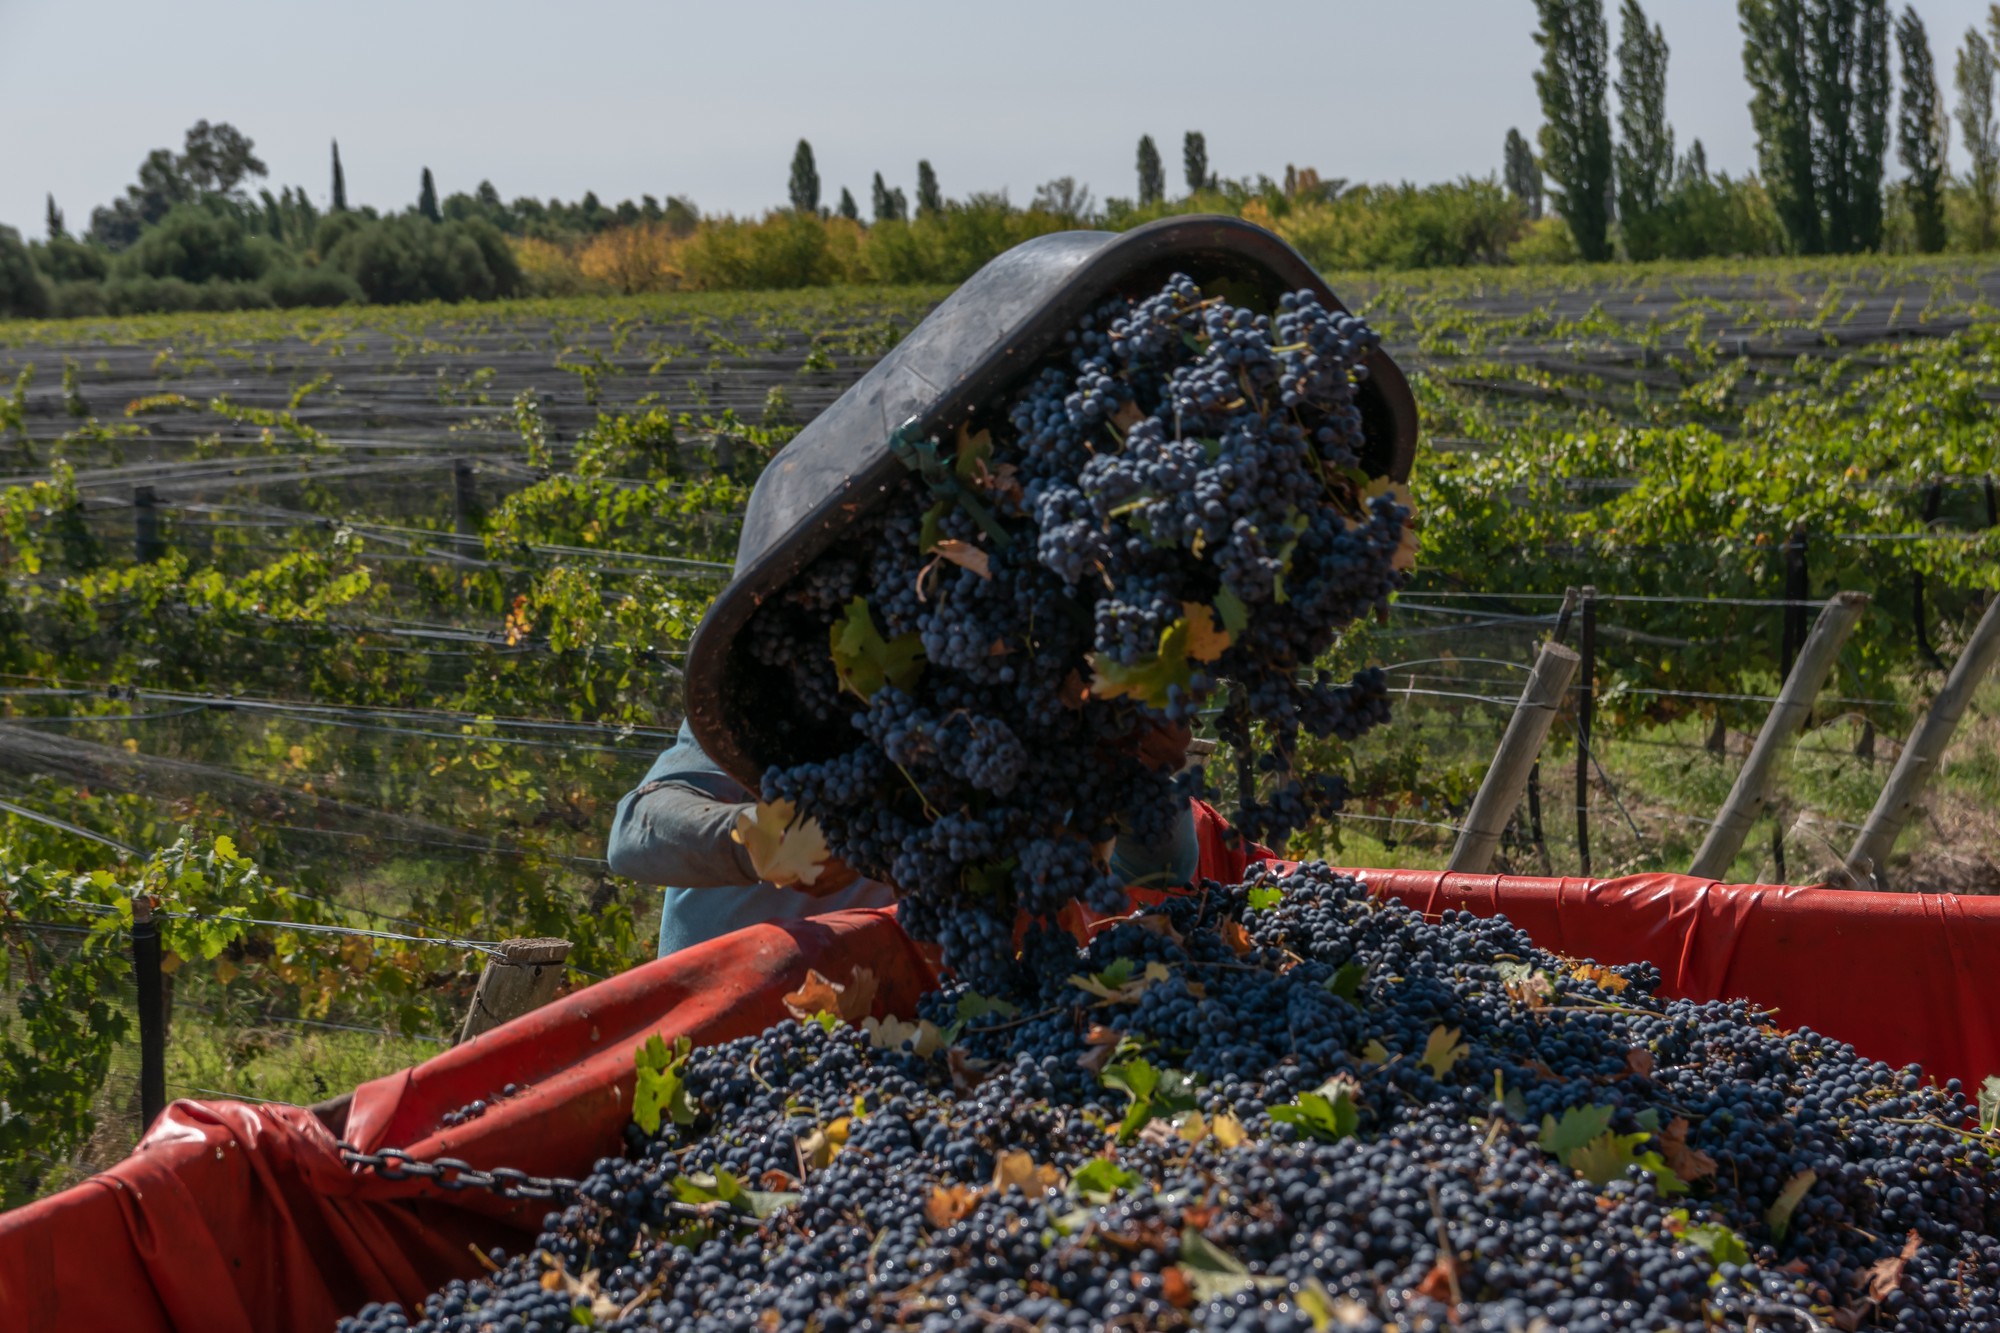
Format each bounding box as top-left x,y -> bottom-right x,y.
341,864 -> 2000,1333
743,276 -> 1409,988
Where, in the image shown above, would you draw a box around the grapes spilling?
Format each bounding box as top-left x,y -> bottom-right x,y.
339,864 -> 2000,1332
745,275 -> 1411,987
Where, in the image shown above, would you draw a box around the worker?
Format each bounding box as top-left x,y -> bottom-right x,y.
608,720 -> 1201,957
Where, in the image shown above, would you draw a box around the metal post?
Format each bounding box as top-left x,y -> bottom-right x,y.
1689,592 -> 1868,880
133,898 -> 167,1132
1448,640 -> 1581,875
1575,587 -> 1596,876
457,938 -> 572,1044
133,485 -> 163,564
452,458 -> 478,540
1527,588 -> 1581,877
1844,593 -> 2000,887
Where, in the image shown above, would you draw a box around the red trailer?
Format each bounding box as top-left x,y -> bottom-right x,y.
4,821 -> 1998,1333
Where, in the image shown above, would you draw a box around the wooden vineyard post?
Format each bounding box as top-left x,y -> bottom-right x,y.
1843,593 -> 2000,888
1688,591 -> 1868,881
132,897 -> 167,1132
1574,587 -> 1597,877
1525,588 -> 1581,876
457,938 -> 572,1045
1447,639 -> 1581,875
452,458 -> 478,541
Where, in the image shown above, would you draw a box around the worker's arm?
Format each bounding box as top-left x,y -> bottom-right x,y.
605,731 -> 760,887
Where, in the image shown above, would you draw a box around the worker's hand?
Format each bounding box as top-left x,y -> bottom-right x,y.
794,854 -> 863,898
1134,719 -> 1193,774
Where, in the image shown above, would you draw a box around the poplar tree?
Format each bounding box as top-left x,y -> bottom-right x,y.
1533,0 -> 1615,261
1615,0 -> 1675,259
1136,135 -> 1165,206
1896,5 -> 1949,253
1958,26 -> 1999,249
915,160 -> 942,216
837,187 -> 859,221
1504,129 -> 1544,219
418,167 -> 441,222
331,140 -> 348,212
789,140 -> 820,214
1183,132 -> 1209,194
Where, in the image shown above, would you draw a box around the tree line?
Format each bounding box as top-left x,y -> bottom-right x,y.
1523,0 -> 2000,261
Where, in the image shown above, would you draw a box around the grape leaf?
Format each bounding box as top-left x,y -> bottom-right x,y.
1323,961 -> 1367,1002
1246,885 -> 1283,911
1767,1169 -> 1818,1241
1361,1039 -> 1391,1065
796,1116 -> 850,1169
952,423 -> 993,479
829,597 -> 924,699
1069,1157 -> 1139,1203
1176,1228 -> 1257,1302
1268,1074 -> 1361,1143
1420,1025 -> 1469,1079
1070,958 -> 1169,1002
990,1149 -> 1062,1196
1658,1116 -> 1717,1183
781,966 -> 879,1025
632,1032 -> 697,1134
1979,1075 -> 2000,1133
1538,1104 -> 1616,1160
1569,962 -> 1630,994
1859,1228 -> 1921,1301
1180,602 -> 1231,662
1101,1057 -> 1197,1143
732,799 -> 835,887
930,538 -> 991,579
1294,1278 -> 1370,1331
1567,1130 -> 1652,1187
954,992 -> 1020,1023
1666,1209 -> 1750,1266
925,1182 -> 978,1228
862,1014 -> 946,1058
1213,586 -> 1249,635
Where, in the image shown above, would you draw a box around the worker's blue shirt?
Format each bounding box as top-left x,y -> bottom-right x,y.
608,723 -> 1200,958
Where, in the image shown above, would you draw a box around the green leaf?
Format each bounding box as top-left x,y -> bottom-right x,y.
1671,1211 -> 1750,1266
633,1033 -> 697,1135
1420,1025 -> 1469,1079
1323,961 -> 1366,1001
1267,1076 -> 1360,1143
829,597 -> 924,700
1101,1057 -> 1196,1144
1246,885 -> 1283,912
1538,1104 -> 1616,1161
1979,1075 -> 2000,1134
1177,1227 -> 1255,1302
1102,1055 -> 1160,1101
1568,1130 -> 1652,1187
954,992 -> 1020,1023
1213,586 -> 1249,635
1070,1158 -> 1140,1204
1766,1169 -> 1817,1242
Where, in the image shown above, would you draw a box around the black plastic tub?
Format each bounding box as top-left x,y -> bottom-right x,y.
684,214 -> 1419,791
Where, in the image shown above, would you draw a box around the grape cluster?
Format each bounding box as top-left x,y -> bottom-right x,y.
749,277 -> 1407,986
339,865 -> 2000,1333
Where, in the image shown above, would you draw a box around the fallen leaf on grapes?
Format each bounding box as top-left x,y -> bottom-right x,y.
1070,1157 -> 1139,1203
990,1150 -> 1062,1196
1071,958 -> 1170,1002
1766,1169 -> 1818,1241
1568,963 -> 1629,994
1212,586 -> 1249,635
632,1032 -> 697,1134
1412,1253 -> 1462,1305
1979,1075 -> 2000,1133
758,1170 -> 798,1192
1077,1024 -> 1124,1076
930,538 -> 991,579
1246,884 -> 1282,911
1858,1228 -> 1920,1301
1538,1104 -> 1615,1160
829,597 -> 925,699
1109,400 -> 1146,433
1269,1075 -> 1361,1143
1361,1039 -> 1391,1065
1657,1117 -> 1716,1182
1210,1110 -> 1249,1148
1665,1210 -> 1749,1266
1624,1049 -> 1655,1078
954,992 -> 1020,1023
1295,1278 -> 1372,1330
1176,1227 -> 1278,1303
1219,919 -> 1253,957
1059,670 -> 1088,710
947,1046 -> 993,1093
1567,1129 -> 1655,1187
952,423 -> 993,478
1420,1026 -> 1469,1079
1160,1267 -> 1196,1309
782,966 -> 878,1025
796,1117 -> 850,1170
987,638 -> 1010,656
1132,914 -> 1184,948
1180,602 -> 1232,662
862,1014 -> 946,1058
925,1182 -> 979,1228
733,799 -> 834,887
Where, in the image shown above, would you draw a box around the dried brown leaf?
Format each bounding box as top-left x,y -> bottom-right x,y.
924,1182 -> 979,1229
1658,1117 -> 1717,1184
931,538 -> 991,579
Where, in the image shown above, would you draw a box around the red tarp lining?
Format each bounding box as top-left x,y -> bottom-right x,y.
5,812 -> 1998,1333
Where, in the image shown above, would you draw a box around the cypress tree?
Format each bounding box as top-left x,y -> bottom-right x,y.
1614,0 -> 1675,260
1504,129 -> 1544,219
418,167 -> 440,222
45,194 -> 65,241
1183,132 -> 1209,194
331,140 -> 348,212
1136,135 -> 1165,206
838,187 -> 859,221
1896,5 -> 1949,253
1533,0 -> 1615,261
789,140 -> 821,214
916,160 -> 942,216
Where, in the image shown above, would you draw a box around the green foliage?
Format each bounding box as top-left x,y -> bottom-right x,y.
1101,1057 -> 1197,1143
1614,0 -> 1675,260
829,597 -> 925,700
1268,1076 -> 1361,1142
1538,1104 -> 1687,1193
1504,128 -> 1543,220
418,168 -> 441,224
1896,6 -> 1950,253
915,160 -> 942,218
0,227 -> 51,320
1534,0 -> 1615,261
1136,136 -> 1165,207
633,1033 -> 697,1134
789,140 -> 821,216
323,215 -> 523,305
1956,24 -> 2000,250
1183,132 -> 1209,195
1069,1158 -> 1140,1203
115,201 -> 276,286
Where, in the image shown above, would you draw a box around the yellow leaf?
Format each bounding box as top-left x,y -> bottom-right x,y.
731,799 -> 834,887
1211,1110 -> 1249,1148
213,957 -> 241,985
925,1182 -> 980,1228
1420,1025 -> 1469,1079
930,538 -> 991,579
797,1117 -> 850,1170
121,738 -> 139,754
287,745 -> 307,769
1570,963 -> 1630,994
862,1015 -> 945,1058
1361,1039 -> 1391,1065
990,1150 -> 1062,1196
1180,602 -> 1232,662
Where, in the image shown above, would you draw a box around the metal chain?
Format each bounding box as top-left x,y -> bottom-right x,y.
337,1142 -> 761,1227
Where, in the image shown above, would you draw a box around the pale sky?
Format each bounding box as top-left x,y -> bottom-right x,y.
3,0 -> 1997,237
